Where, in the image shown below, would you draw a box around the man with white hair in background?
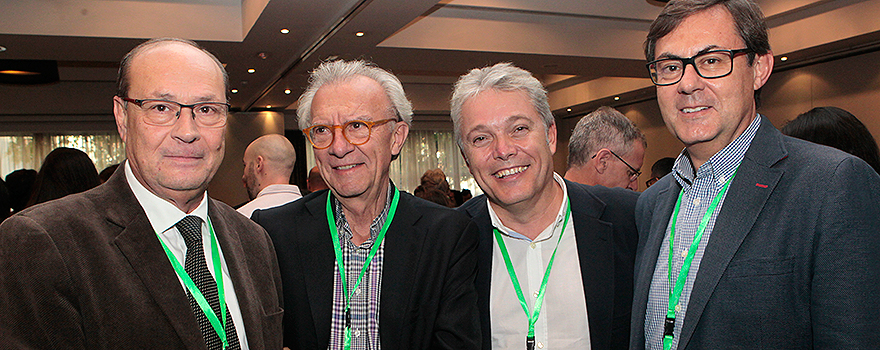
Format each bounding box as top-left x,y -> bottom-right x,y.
565,106 -> 646,191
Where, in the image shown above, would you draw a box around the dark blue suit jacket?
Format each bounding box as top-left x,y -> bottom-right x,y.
631,117 -> 880,349
252,189 -> 481,350
459,179 -> 639,350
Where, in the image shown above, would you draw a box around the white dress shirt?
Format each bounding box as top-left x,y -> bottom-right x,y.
237,184 -> 303,218
488,173 -> 591,350
124,162 -> 250,349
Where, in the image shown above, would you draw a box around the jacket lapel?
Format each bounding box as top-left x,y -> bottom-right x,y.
566,182 -> 615,349
106,174 -> 205,349
380,193 -> 426,345
301,192 -> 336,347
676,118 -> 786,349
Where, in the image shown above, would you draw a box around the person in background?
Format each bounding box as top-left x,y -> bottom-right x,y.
237,134 -> 302,218
26,147 -> 101,207
452,62 -> 638,350
645,157 -> 675,188
0,178 -> 10,221
0,37 -> 283,349
419,168 -> 455,205
565,106 -> 647,191
782,106 -> 880,174
5,168 -> 36,214
632,0 -> 880,349
99,163 -> 120,183
414,185 -> 453,207
306,165 -> 329,193
252,59 -> 481,349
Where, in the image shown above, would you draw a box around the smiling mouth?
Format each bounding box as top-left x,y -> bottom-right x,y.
334,164 -> 358,170
494,166 -> 528,178
681,106 -> 709,113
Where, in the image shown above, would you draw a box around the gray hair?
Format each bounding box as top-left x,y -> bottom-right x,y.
567,106 -> 646,167
117,37 -> 228,98
296,59 -> 413,130
450,62 -> 553,146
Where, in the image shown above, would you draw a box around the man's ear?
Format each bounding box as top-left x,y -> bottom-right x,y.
594,148 -> 612,174
547,122 -> 557,155
752,51 -> 774,90
255,155 -> 264,172
390,121 -> 410,157
113,96 -> 129,142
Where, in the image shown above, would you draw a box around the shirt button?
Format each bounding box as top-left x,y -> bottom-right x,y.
718,176 -> 727,184
680,250 -> 687,258
354,329 -> 361,337
355,288 -> 361,296
675,304 -> 682,312
692,198 -> 700,206
533,291 -> 539,298
530,242 -> 536,249
537,341 -> 545,349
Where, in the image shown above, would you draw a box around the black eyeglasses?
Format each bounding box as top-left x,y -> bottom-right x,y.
593,149 -> 641,182
646,48 -> 752,86
120,97 -> 230,127
302,118 -> 397,149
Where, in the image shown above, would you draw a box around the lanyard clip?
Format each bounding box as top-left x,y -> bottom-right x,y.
526,335 -> 535,350
664,316 -> 675,337
345,308 -> 351,328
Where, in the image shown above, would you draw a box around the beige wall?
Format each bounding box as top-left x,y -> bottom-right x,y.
208,111 -> 285,207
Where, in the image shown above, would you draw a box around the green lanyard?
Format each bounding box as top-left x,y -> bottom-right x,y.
157,217 -> 230,349
327,189 -> 400,350
493,199 -> 571,350
663,169 -> 737,350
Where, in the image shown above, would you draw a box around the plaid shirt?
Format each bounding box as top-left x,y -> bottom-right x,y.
328,184 -> 394,350
644,115 -> 761,350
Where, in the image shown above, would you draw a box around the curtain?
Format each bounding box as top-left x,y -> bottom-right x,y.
0,133 -> 126,178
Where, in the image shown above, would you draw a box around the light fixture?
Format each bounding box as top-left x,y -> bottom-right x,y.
566,108 -> 572,112
266,105 -> 272,108
780,56 -> 788,62
284,89 -> 291,95
0,59 -> 59,84
247,68 -> 255,74
280,28 -> 290,34
231,89 -> 239,94
355,32 -> 365,37
0,45 -> 6,53
614,96 -> 620,101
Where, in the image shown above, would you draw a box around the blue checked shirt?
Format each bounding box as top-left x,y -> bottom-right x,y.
328,183 -> 394,350
644,115 -> 762,350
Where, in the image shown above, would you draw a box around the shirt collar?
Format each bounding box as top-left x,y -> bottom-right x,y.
673,114 -> 762,189
488,172 -> 569,242
256,184 -> 302,198
124,160 -> 209,234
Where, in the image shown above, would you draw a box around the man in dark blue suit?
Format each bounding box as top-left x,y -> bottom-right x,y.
632,1 -> 880,349
452,62 -> 639,350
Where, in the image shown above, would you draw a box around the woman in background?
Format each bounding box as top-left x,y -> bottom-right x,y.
26,147 -> 101,207
782,106 -> 880,174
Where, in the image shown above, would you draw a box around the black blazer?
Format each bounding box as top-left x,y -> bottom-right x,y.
631,117 -> 880,349
0,168 -> 284,349
252,189 -> 482,350
458,179 -> 638,350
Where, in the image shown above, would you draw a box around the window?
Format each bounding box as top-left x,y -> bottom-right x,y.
0,133 -> 126,178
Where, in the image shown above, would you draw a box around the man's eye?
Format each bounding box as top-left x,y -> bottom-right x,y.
313,126 -> 330,134
348,121 -> 366,129
472,136 -> 488,146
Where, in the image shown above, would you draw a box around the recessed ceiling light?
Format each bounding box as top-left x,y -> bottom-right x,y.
284,89 -> 291,95
780,56 -> 788,61
280,29 -> 289,34
231,89 -> 238,94
566,108 -> 572,112
614,96 -> 620,101
0,46 -> 6,53
247,68 -> 255,74
266,105 -> 272,108
355,32 -> 365,37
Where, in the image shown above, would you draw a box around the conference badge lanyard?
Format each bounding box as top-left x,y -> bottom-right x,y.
493,199 -> 571,350
327,188 -> 400,350
157,217 -> 231,349
663,168 -> 738,350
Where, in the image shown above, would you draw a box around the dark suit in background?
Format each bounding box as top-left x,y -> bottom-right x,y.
631,118 -> 880,349
0,170 -> 283,349
459,180 -> 638,350
253,189 -> 480,349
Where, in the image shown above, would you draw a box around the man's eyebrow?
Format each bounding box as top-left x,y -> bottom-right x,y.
655,45 -> 722,60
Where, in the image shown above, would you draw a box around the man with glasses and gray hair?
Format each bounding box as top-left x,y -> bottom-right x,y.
452,62 -> 639,350
252,59 -> 481,350
632,0 -> 880,349
0,38 -> 283,349
565,106 -> 647,191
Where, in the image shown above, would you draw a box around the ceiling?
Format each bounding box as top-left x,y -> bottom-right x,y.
2,0 -> 880,132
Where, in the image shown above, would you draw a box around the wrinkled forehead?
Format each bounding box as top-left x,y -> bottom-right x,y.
311,78 -> 395,124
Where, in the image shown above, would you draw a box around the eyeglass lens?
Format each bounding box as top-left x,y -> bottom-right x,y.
648,50 -> 737,85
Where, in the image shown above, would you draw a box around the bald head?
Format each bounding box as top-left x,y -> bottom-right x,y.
242,134 -> 296,200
